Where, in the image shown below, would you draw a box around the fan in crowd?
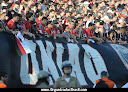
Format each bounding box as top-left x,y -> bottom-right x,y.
0,0 -> 128,44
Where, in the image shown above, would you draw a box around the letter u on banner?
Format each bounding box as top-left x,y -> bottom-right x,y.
20,39 -> 39,85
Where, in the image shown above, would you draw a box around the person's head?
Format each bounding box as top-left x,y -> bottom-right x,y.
56,4 -> 61,10
52,20 -> 59,27
88,14 -> 94,21
68,5 -> 73,11
42,17 -> 48,25
27,0 -> 34,6
7,3 -> 13,10
36,3 -> 42,10
49,5 -> 55,11
12,13 -> 19,22
64,3 -> 68,8
47,21 -> 53,29
60,11 -> 65,16
71,10 -> 76,16
59,0 -> 64,5
49,9 -> 55,17
61,61 -> 72,75
95,19 -> 100,26
0,12 -> 7,20
69,21 -> 75,29
23,4 -> 29,12
65,10 -> 70,17
100,20 -> 104,26
77,17 -> 83,25
8,0 -> 14,3
30,5 -> 37,13
100,1 -> 105,7
0,72 -> 8,83
88,22 -> 95,30
36,12 -> 43,21
101,71 -> 109,79
37,70 -> 52,85
120,14 -> 126,20
26,12 -> 34,22
112,16 -> 118,22
65,25 -> 69,32
14,1 -> 20,11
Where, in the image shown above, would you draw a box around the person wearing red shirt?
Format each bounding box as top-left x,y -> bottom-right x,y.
51,20 -> 59,36
7,13 -> 19,31
63,10 -> 70,25
47,9 -> 56,21
35,12 -> 43,24
55,4 -> 62,14
84,22 -> 104,44
35,12 -> 44,35
81,22 -> 95,43
25,12 -> 34,32
62,10 -> 70,30
85,22 -> 95,37
44,21 -> 53,36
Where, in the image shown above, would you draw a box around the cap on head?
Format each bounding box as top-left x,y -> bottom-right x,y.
120,14 -> 126,18
37,70 -> 52,79
61,61 -> 72,69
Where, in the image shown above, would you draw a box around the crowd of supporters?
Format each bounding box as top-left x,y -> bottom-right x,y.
0,0 -> 128,44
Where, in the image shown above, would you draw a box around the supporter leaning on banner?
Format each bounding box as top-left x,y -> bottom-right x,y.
0,12 -> 10,31
7,13 -> 19,31
0,0 -> 128,44
25,12 -> 38,35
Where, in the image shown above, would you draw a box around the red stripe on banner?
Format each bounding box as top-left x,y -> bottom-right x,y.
15,36 -> 26,55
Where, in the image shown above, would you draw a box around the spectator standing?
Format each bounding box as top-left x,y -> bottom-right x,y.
36,70 -> 52,88
54,61 -> 82,88
94,71 -> 117,88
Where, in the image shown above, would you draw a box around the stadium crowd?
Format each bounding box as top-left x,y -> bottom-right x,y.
0,0 -> 128,44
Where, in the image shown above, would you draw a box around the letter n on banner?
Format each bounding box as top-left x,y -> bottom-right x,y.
36,40 -> 59,85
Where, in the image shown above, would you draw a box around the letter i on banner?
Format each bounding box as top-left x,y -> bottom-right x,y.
15,32 -> 31,56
